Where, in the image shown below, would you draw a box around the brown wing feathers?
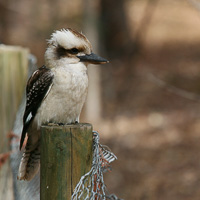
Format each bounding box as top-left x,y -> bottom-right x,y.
20,66 -> 54,150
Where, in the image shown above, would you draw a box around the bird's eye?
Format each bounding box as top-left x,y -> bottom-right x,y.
70,48 -> 79,54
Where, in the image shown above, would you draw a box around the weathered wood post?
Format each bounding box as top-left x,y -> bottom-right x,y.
40,123 -> 93,200
0,45 -> 29,200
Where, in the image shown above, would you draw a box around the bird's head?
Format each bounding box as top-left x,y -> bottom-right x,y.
45,28 -> 108,68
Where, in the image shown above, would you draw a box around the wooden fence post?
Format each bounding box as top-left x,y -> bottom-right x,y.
40,123 -> 93,200
0,45 -> 29,200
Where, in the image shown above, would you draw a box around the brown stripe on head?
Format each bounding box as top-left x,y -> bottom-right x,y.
66,28 -> 92,49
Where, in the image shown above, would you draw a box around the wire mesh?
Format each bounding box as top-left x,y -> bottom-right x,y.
71,131 -> 121,200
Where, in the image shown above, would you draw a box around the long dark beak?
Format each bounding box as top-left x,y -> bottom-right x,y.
77,53 -> 109,64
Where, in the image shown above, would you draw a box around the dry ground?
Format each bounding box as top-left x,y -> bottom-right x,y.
90,1 -> 200,199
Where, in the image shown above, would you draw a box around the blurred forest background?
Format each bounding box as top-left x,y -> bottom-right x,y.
2,0 -> 200,199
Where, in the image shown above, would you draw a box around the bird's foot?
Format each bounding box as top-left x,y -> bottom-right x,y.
66,121 -> 79,125
47,122 -> 65,126
47,122 -> 59,126
57,122 -> 64,126
48,122 -> 79,126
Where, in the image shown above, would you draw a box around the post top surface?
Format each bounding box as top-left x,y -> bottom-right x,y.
41,123 -> 92,129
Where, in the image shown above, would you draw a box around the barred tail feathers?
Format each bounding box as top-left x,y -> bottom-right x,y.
18,144 -> 40,181
18,127 -> 40,181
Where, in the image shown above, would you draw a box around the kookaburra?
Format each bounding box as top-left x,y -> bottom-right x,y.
18,28 -> 108,181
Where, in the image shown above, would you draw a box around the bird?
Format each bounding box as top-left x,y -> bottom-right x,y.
17,28 -> 108,181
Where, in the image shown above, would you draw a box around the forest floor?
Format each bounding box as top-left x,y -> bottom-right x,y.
92,1 -> 200,199
95,45 -> 200,200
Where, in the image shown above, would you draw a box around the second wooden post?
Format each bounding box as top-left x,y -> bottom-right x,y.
40,123 -> 93,200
